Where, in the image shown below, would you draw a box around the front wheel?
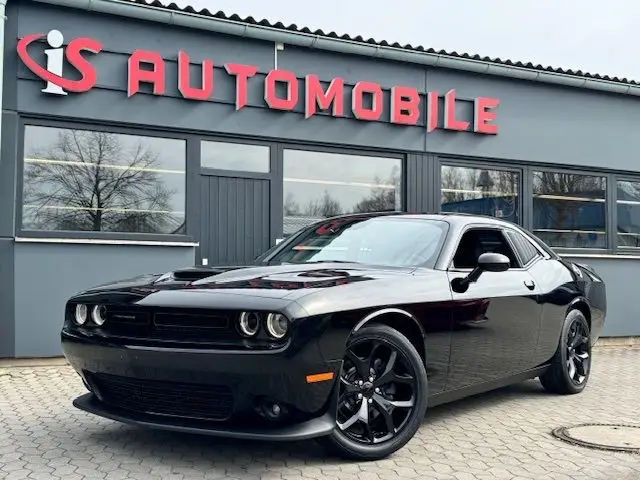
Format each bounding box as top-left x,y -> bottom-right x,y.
539,309 -> 592,395
317,324 -> 428,461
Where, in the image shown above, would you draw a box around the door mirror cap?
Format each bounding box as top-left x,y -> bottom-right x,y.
478,252 -> 510,273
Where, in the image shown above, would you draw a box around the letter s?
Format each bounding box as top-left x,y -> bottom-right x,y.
65,37 -> 103,92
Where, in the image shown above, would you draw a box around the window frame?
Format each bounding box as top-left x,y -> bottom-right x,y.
530,165 -> 610,255
199,136 -> 273,179
613,175 -> 640,252
438,158 -> 524,227
279,144 -> 407,237
16,117 -> 195,243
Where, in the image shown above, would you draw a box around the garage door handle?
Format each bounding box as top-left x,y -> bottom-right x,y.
524,280 -> 535,290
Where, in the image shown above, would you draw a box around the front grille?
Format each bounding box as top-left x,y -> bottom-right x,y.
89,373 -> 234,421
100,305 -> 235,345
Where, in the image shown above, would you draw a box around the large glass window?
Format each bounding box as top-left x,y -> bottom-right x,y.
532,171 -> 606,249
201,141 -> 270,173
617,179 -> 640,249
440,165 -> 520,224
22,126 -> 186,235
282,150 -> 402,236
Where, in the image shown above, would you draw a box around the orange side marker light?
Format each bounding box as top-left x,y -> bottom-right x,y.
306,372 -> 335,383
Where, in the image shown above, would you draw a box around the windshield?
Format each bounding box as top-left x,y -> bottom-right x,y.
264,216 -> 449,268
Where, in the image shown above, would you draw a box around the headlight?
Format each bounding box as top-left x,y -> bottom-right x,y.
238,311 -> 260,336
92,304 -> 107,326
74,304 -> 88,325
265,313 -> 289,339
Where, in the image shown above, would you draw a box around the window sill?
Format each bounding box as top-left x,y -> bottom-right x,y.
559,252 -> 640,260
14,237 -> 199,247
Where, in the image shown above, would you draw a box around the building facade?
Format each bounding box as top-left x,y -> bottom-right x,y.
1,0 -> 639,358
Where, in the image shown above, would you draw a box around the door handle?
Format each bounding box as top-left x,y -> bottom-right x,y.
524,279 -> 535,290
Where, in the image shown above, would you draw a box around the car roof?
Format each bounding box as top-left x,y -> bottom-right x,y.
317,210 -> 520,229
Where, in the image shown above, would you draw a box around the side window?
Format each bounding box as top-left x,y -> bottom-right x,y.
506,230 -> 542,266
452,228 -> 520,269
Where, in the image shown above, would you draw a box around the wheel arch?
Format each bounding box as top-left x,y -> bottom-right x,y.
352,308 -> 427,365
568,297 -> 592,329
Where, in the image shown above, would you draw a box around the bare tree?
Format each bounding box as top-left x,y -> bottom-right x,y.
304,189 -> 342,217
23,130 -> 181,234
354,167 -> 400,213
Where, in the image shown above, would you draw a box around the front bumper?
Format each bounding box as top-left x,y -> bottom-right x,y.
61,328 -> 341,440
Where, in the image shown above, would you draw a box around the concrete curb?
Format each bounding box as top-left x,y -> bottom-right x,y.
1,338 -> 638,369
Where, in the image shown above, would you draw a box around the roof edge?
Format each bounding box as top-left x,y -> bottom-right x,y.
29,0 -> 640,97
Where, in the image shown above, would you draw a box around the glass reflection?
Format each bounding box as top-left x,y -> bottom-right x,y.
282,150 -> 402,235
201,141 -> 270,173
532,171 -> 606,249
22,126 -> 186,234
617,180 -> 640,249
440,165 -> 519,223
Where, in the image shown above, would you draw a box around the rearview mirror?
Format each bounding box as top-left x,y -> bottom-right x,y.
451,252 -> 510,293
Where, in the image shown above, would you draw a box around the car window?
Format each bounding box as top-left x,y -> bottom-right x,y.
505,230 -> 542,265
452,228 -> 521,269
266,216 -> 450,269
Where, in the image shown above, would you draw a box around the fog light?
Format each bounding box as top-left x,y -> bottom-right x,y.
92,304 -> 107,326
74,304 -> 88,325
265,313 -> 289,339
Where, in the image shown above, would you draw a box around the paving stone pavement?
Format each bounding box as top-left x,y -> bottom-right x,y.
1,347 -> 639,480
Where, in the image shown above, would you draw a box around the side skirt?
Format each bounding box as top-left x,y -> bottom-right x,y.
427,365 -> 551,408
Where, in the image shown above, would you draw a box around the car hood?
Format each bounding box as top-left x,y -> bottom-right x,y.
74,261 -> 417,302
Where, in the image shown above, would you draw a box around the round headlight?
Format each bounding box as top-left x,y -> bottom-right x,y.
266,313 -> 289,339
238,311 -> 260,336
92,304 -> 107,326
74,304 -> 88,325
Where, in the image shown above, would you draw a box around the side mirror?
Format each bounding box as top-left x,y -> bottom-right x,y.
477,252 -> 510,273
451,252 -> 510,293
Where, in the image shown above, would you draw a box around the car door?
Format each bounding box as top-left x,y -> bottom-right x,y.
444,225 -> 543,391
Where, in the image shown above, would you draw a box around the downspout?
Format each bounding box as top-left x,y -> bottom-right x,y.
28,0 -> 640,98
0,0 -> 6,151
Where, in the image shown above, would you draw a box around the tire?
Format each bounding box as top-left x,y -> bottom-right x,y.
317,324 -> 428,461
539,309 -> 592,395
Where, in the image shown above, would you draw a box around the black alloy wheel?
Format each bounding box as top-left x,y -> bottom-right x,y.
540,309 -> 592,395
317,324 -> 428,460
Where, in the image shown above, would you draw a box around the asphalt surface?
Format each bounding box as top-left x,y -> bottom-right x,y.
1,346 -> 639,480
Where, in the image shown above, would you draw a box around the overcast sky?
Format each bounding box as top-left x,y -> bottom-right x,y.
166,0 -> 639,81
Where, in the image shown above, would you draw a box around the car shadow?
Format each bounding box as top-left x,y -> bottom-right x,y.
79,379 -> 550,468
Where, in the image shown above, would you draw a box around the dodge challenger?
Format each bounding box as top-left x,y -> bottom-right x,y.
61,212 -> 606,460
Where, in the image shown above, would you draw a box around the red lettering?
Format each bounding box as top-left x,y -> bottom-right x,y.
352,81 -> 383,121
443,89 -> 470,131
427,91 -> 439,132
305,74 -> 344,118
265,69 -> 299,111
474,97 -> 500,134
224,63 -> 258,110
177,51 -> 214,101
390,86 -> 420,125
127,50 -> 165,97
16,33 -> 102,93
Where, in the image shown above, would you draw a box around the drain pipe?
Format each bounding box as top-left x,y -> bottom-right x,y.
0,0 -> 6,147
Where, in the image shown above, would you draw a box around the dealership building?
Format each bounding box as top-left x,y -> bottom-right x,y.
1,0 -> 639,358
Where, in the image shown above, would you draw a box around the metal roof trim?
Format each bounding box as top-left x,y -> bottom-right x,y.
27,0 -> 640,97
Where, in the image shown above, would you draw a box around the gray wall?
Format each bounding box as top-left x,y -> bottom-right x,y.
2,0 -> 639,359
13,242 -> 195,357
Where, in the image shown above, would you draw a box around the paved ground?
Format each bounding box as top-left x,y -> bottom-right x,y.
1,347 -> 639,480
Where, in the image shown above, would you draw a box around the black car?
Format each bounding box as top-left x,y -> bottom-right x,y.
61,212 -> 606,461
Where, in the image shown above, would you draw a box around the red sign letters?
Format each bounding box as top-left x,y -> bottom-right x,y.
17,30 -> 500,134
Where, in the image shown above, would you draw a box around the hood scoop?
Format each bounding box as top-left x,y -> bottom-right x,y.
167,266 -> 244,282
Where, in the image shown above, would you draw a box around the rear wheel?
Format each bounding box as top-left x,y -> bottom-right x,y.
317,324 -> 428,460
539,309 -> 592,394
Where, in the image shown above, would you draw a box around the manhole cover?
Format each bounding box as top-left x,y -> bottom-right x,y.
552,423 -> 640,453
